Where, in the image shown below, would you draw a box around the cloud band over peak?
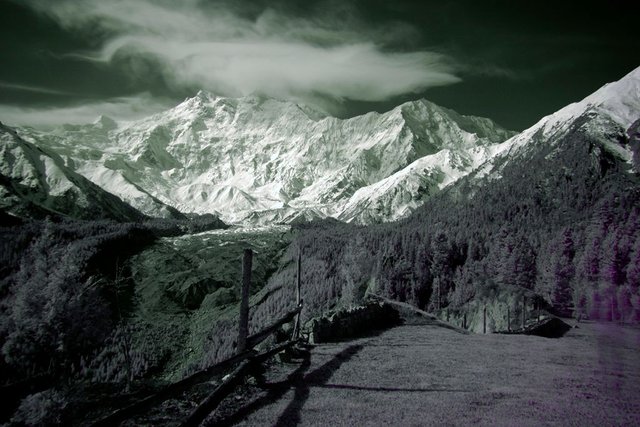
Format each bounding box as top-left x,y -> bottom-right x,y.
22,0 -> 460,110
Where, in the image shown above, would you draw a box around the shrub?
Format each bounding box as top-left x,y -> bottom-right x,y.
11,389 -> 69,426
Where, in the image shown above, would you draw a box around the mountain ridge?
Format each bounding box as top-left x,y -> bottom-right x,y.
10,93 -> 515,224
483,66 -> 640,175
0,122 -> 147,221
3,66 -> 638,224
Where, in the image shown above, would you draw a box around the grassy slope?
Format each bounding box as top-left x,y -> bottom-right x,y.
127,226 -> 292,378
208,320 -> 640,426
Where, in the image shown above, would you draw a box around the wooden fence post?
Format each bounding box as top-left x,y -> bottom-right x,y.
292,248 -> 302,339
507,307 -> 510,332
237,248 -> 252,353
537,300 -> 541,324
463,312 -> 467,330
611,296 -> 615,322
483,306 -> 487,334
522,295 -> 526,330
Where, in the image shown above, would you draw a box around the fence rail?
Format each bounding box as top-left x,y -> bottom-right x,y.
92,248 -> 304,426
181,339 -> 299,427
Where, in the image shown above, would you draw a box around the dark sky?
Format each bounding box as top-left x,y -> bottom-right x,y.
0,0 -> 638,130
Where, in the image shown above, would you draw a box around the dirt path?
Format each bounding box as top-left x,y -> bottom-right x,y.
206,320 -> 640,426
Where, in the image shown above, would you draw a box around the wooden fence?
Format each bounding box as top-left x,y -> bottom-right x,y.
92,248 -> 304,426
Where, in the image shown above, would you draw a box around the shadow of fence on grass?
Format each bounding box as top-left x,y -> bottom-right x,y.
273,344 -> 364,426
212,344 -> 364,426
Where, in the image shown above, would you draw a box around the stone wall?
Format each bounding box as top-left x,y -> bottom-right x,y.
304,301 -> 401,343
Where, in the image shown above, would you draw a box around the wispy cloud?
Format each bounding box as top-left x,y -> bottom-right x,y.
0,93 -> 172,128
0,81 -> 76,96
21,0 -> 460,111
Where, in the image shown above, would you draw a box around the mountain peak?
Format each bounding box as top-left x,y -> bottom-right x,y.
93,115 -> 118,131
0,125 -> 146,221
581,65 -> 640,126
473,66 -> 640,181
493,65 -> 640,158
194,89 -> 217,101
16,89 -> 513,224
553,66 -> 640,129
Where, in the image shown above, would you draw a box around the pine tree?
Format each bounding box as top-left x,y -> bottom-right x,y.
552,228 -> 576,316
430,231 -> 452,309
2,221 -> 111,375
411,243 -> 432,309
536,228 -> 576,315
626,233 -> 640,290
617,286 -> 634,323
589,289 -> 603,320
602,229 -> 629,288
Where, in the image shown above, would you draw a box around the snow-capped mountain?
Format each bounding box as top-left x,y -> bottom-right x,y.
474,66 -> 640,180
3,65 -> 639,225
0,122 -> 146,221
14,94 -> 514,224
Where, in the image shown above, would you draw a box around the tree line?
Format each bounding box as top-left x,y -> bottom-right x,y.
262,115 -> 640,326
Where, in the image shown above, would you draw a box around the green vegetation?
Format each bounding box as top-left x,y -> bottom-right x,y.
261,115 -> 640,331
0,214 -> 227,422
1,112 -> 639,424
128,226 -> 293,377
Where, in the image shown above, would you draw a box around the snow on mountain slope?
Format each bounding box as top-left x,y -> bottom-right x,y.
0,122 -> 146,221
476,66 -> 640,179
13,93 -> 515,224
336,142 -> 507,224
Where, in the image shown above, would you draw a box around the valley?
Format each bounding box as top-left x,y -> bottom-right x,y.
1,65 -> 639,425
127,225 -> 292,378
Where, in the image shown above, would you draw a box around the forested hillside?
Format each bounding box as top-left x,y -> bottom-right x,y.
0,215 -> 225,387
261,111 -> 640,325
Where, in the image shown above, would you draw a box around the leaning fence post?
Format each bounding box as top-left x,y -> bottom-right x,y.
292,248 -> 302,339
237,248 -> 252,353
483,306 -> 487,334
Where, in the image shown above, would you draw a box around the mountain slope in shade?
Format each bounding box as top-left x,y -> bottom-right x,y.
16,95 -> 514,224
0,123 -> 148,221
